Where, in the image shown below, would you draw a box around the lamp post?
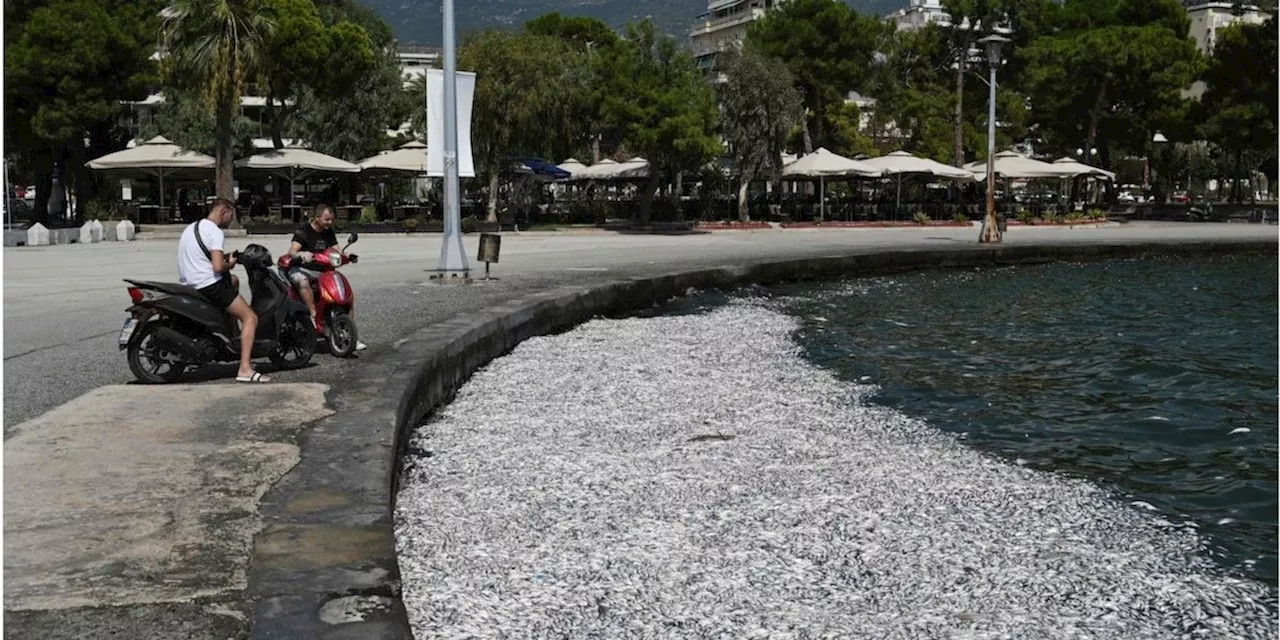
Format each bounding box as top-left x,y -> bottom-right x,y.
978,34 -> 1010,244
436,0 -> 470,278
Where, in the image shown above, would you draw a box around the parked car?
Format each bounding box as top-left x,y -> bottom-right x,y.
1172,191 -> 1191,204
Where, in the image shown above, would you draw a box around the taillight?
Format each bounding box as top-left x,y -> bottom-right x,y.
127,287 -> 168,304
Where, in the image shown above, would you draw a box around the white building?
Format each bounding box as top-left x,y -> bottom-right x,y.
690,0 -> 789,70
885,0 -> 1012,34
1183,1 -> 1271,98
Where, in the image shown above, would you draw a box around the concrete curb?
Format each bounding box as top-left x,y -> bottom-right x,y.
244,238 -> 1276,638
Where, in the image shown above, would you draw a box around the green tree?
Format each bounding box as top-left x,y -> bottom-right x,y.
877,24 -> 957,160
600,21 -> 722,225
525,13 -> 621,163
1197,18 -> 1277,202
138,88 -> 257,159
717,47 -> 802,221
1021,1 -> 1202,168
291,47 -> 411,162
5,0 -> 161,222
747,0 -> 887,153
459,30 -> 587,221
161,0 -> 275,201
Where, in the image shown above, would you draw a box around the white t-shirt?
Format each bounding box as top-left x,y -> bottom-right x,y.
177,219 -> 226,289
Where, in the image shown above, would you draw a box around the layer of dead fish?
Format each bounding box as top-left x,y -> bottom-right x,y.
395,300 -> 1277,639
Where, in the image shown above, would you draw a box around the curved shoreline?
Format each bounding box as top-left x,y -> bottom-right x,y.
245,237 -> 1276,638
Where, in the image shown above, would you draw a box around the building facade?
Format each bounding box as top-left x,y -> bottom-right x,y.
690,0 -> 789,70
1182,1 -> 1271,98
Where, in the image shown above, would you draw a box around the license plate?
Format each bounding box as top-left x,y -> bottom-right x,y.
119,317 -> 138,345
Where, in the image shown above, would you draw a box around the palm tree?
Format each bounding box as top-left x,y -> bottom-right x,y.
161,0 -> 274,203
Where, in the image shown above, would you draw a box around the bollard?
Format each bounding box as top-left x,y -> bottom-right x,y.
90,219 -> 105,242
116,220 -> 135,242
26,223 -> 50,246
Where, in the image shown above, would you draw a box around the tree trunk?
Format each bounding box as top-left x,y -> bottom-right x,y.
801,108 -> 813,154
486,172 -> 500,223
674,171 -> 684,221
737,169 -> 753,222
267,93 -> 285,150
1084,82 -> 1108,165
637,171 -> 660,226
215,93 -> 235,203
592,134 -> 601,163
31,146 -> 54,226
954,53 -> 966,167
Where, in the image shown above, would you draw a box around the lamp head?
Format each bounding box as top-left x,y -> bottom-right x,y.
978,34 -> 1011,68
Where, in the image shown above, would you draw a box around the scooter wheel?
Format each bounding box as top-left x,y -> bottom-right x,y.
327,312 -> 358,358
270,314 -> 316,370
127,323 -> 187,384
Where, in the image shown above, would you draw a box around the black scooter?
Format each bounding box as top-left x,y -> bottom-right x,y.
118,244 -> 316,383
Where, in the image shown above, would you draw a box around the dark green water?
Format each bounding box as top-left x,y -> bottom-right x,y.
763,253 -> 1277,584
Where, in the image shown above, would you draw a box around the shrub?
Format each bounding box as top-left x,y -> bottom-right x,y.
460,215 -> 479,234
913,212 -> 930,225
953,212 -> 969,224
402,217 -> 420,233
1065,211 -> 1087,223
1041,211 -> 1062,224
1087,208 -> 1106,220
1016,210 -> 1033,224
359,205 -> 379,225
84,200 -> 109,221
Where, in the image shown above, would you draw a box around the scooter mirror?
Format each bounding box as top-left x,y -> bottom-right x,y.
347,233 -> 359,245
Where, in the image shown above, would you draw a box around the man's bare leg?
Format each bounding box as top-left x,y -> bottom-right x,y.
227,296 -> 266,380
294,278 -> 318,327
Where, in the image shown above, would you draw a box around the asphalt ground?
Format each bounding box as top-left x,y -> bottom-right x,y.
4,222 -> 1275,431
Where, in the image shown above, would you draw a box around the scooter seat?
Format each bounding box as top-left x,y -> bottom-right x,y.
125,279 -> 215,304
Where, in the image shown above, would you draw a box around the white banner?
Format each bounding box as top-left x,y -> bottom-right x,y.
426,68 -> 476,178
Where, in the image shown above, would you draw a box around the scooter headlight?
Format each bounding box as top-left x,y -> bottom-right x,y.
330,249 -> 343,264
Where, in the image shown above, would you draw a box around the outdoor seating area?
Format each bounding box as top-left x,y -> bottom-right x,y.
84,139 -> 1127,228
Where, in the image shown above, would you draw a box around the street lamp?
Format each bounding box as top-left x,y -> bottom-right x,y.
436,0 -> 470,279
1150,131 -> 1169,203
978,34 -> 1010,244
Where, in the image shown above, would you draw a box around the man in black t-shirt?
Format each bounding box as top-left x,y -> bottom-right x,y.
285,204 -> 366,351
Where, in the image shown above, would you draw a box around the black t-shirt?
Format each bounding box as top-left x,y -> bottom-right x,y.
291,224 -> 338,268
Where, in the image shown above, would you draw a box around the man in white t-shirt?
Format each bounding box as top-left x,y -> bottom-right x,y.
177,197 -> 267,382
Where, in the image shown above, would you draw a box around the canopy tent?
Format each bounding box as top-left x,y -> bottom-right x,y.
357,140 -> 428,175
864,151 -> 975,215
235,147 -> 359,210
1050,157 -> 1117,180
556,158 -> 588,178
611,157 -> 650,180
85,135 -> 214,209
964,150 -> 1062,180
573,159 -> 619,181
514,159 -> 572,181
782,147 -> 882,219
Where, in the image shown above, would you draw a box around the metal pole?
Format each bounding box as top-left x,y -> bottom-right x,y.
437,0 -> 470,275
980,60 -> 1000,242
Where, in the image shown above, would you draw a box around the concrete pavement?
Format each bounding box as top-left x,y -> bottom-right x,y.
2,222 -> 1276,638
5,222 -> 1275,429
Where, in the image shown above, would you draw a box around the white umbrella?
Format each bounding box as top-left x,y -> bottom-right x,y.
964,150 -> 1062,180
612,157 -> 650,180
236,146 -> 359,210
1050,157 -> 1117,180
574,159 -> 619,181
357,140 -> 428,174
865,150 -> 975,215
782,147 -> 882,219
556,157 -> 588,178
86,135 -> 214,210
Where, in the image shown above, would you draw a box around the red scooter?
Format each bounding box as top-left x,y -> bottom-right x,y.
277,233 -> 360,357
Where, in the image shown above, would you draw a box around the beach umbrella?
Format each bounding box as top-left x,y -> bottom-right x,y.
86,135 -> 214,210
782,148 -> 882,219
357,140 -> 428,175
864,151 -> 975,216
236,147 -> 359,209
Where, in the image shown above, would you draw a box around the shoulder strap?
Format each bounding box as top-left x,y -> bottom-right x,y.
191,220 -> 212,260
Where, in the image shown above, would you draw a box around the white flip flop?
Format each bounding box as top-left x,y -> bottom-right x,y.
235,372 -> 271,383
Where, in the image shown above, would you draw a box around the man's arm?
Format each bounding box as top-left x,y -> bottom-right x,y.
210,250 -> 236,274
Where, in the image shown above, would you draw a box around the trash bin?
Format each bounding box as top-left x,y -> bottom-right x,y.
997,214 -> 1008,233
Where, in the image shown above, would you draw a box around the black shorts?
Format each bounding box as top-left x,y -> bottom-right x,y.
198,277 -> 240,309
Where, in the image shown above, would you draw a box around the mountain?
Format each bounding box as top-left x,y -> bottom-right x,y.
362,0 -> 906,46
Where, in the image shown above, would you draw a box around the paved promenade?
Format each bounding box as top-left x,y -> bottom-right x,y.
3,222 -> 1276,638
